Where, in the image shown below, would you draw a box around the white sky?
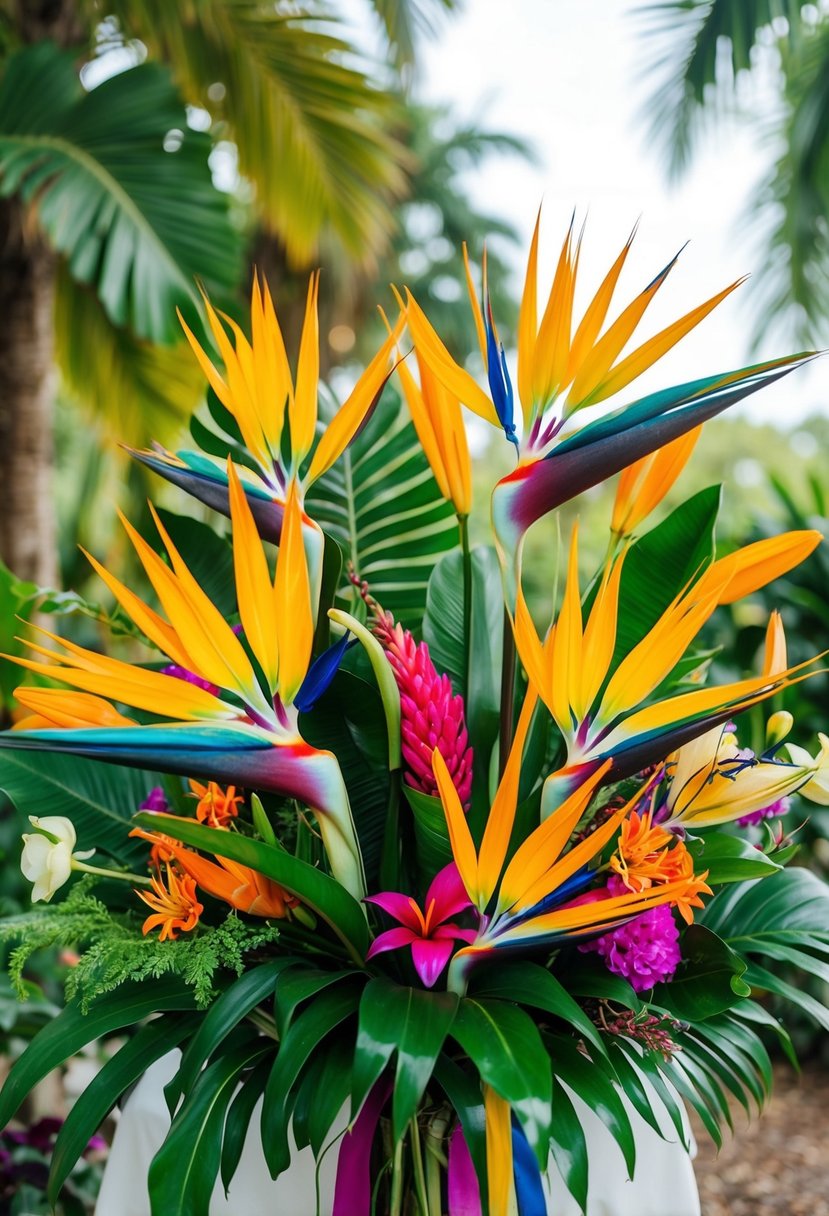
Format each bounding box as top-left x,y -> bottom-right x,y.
413,0 -> 827,424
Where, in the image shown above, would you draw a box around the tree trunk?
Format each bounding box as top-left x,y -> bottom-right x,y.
0,198 -> 59,587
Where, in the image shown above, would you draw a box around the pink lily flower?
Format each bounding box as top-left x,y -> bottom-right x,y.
365,863 -> 477,988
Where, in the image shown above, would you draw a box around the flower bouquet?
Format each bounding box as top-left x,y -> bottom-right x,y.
0,216 -> 827,1216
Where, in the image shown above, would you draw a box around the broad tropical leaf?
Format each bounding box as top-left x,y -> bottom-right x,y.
0,43 -> 241,343
0,750 -> 162,863
306,391 -> 457,627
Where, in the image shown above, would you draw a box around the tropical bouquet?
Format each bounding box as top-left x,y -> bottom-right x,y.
0,215 -> 827,1216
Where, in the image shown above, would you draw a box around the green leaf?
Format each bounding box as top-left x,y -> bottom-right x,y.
545,1034 -> 636,1178
49,1015 -> 191,1205
0,977 -> 196,1130
149,1037 -> 270,1215
154,510 -> 236,619
173,960 -> 291,1103
404,786 -> 453,883
273,966 -> 355,1040
470,960 -> 607,1058
352,978 -> 458,1141
261,980 -> 363,1177
0,750 -> 160,863
423,546 -> 503,828
561,954 -> 643,1012
550,1078 -> 588,1214
452,997 -> 551,1166
307,390 -> 457,629
653,925 -> 749,1021
307,1038 -> 355,1157
610,485 -> 721,672
622,1046 -> 690,1150
300,671 -> 389,887
432,1054 -> 487,1189
687,831 -> 782,885
0,557 -> 38,711
220,1065 -> 269,1193
134,812 -> 370,962
0,45 -> 240,343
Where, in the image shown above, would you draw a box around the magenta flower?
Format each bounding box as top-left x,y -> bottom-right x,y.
373,612 -> 473,809
737,794 -> 791,828
579,875 -> 681,993
365,863 -> 477,988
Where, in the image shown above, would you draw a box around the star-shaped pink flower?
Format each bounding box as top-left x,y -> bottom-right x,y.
365,863 -> 477,988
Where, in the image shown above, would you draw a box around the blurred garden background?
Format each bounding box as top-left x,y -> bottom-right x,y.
0,0 -> 827,1212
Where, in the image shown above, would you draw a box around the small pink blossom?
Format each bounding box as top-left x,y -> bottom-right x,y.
366,863 -> 477,988
373,613 -> 473,808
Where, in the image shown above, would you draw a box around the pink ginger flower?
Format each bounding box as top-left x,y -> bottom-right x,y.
366,863 -> 477,988
373,611 -> 473,808
578,875 -> 681,994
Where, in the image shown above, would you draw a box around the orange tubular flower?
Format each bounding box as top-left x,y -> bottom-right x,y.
137,864 -> 203,941
610,426 -> 702,539
190,779 -> 243,829
132,828 -> 296,919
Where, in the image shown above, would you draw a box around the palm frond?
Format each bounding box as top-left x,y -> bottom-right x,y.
54,266 -> 204,449
745,22 -> 829,348
366,0 -> 459,71
638,0 -> 807,176
105,0 -> 411,267
0,43 -> 242,342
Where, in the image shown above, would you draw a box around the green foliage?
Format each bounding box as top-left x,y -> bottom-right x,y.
0,557 -> 38,716
0,881 -> 281,1010
639,1 -> 829,346
0,750 -> 160,864
300,671 -> 389,888
307,390 -> 457,628
133,811 -> 371,961
0,43 -> 240,343
105,0 -> 409,266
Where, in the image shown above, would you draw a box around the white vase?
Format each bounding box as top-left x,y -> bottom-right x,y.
94,1052 -> 700,1216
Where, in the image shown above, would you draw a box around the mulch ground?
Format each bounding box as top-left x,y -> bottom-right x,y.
692,1063 -> 829,1215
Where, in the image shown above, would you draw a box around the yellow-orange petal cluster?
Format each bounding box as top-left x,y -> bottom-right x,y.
190,779 -> 243,829
137,863 -> 203,941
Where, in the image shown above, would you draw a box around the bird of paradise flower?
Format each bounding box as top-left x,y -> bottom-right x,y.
1,460 -> 366,899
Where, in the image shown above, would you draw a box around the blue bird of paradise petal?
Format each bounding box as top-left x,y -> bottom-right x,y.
484,292 -> 519,448
294,633 -> 357,713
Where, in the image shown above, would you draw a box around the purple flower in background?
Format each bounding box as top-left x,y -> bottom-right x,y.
579,875 -> 681,993
139,786 -> 169,813
365,863 -> 477,988
737,795 -> 791,828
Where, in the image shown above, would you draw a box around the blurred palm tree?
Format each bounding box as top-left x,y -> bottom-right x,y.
0,0 -> 456,586
639,1 -> 829,349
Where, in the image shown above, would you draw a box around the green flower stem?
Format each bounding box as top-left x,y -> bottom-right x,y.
409,1117 -> 430,1216
71,860 -> 152,886
389,1137 -> 405,1216
246,1007 -> 279,1041
459,513 -> 473,693
425,1109 -> 450,1215
499,605 -> 516,779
